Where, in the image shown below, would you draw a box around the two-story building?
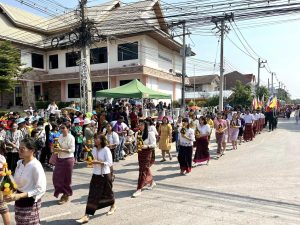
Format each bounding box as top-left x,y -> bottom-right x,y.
0,0 -> 187,108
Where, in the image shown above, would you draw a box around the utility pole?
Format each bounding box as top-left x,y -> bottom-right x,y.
271,72 -> 274,95
107,36 -> 110,89
181,21 -> 187,111
79,0 -> 92,113
193,64 -> 196,104
211,13 -> 234,112
268,78 -> 270,91
257,58 -> 267,89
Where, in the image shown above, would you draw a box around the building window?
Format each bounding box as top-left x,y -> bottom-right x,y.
49,54 -> 58,69
92,82 -> 108,97
118,42 -> 138,61
68,83 -> 80,98
15,86 -> 22,106
90,47 -> 107,64
31,53 -> 44,69
119,79 -> 139,86
66,51 -> 81,67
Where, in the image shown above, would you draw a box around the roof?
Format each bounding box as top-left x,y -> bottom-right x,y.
188,75 -> 219,85
224,71 -> 256,90
96,79 -> 171,99
0,0 -> 178,50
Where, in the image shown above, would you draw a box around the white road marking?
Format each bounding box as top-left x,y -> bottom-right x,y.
40,211 -> 71,221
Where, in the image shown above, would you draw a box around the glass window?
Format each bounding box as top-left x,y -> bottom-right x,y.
90,47 -> 107,64
66,51 -> 81,67
31,53 -> 44,69
68,83 -> 80,98
118,42 -> 138,61
120,79 -> 139,86
92,82 -> 108,97
49,54 -> 58,69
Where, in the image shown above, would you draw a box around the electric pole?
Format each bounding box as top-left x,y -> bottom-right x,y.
257,58 -> 267,89
211,13 -> 234,112
271,72 -> 274,95
181,21 -> 186,111
79,0 -> 92,113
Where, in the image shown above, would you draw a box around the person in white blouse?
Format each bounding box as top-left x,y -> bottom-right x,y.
178,118 -> 195,175
105,123 -> 119,162
76,135 -> 115,224
5,138 -> 46,225
243,109 -> 255,141
52,124 -> 75,205
193,117 -> 211,167
132,120 -> 157,198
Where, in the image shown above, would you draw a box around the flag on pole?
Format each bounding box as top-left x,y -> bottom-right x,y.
269,96 -> 277,108
261,94 -> 265,108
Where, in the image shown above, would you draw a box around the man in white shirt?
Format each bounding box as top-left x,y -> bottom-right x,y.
47,101 -> 58,114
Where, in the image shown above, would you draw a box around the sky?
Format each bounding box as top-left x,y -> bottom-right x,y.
1,0 -> 300,99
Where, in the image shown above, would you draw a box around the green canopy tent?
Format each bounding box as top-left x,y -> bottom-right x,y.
96,79 -> 172,117
96,79 -> 171,99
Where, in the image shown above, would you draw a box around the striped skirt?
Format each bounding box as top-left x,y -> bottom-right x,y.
244,124 -> 254,141
15,199 -> 41,225
137,148 -> 154,190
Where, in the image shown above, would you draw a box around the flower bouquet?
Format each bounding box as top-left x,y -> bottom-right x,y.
53,138 -> 60,154
84,146 -> 94,168
180,127 -> 186,136
0,163 -> 17,197
136,130 -> 143,152
217,124 -> 223,133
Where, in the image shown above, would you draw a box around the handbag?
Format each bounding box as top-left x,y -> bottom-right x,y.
49,153 -> 58,165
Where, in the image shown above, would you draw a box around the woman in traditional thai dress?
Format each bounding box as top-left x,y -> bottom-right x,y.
52,123 -> 75,205
214,113 -> 228,158
193,117 -> 211,167
5,138 -> 46,225
158,116 -> 172,162
178,118 -> 195,175
229,113 -> 241,150
76,135 -> 116,224
132,120 -> 156,198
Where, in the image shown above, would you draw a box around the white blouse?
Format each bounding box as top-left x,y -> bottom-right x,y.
178,128 -> 195,146
196,124 -> 211,136
58,133 -> 75,158
14,158 -> 47,201
92,146 -> 113,175
106,131 -> 120,146
135,131 -> 156,149
244,114 -> 255,124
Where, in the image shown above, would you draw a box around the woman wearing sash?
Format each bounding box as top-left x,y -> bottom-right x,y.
214,113 -> 228,158
132,120 -> 156,198
229,113 -> 241,150
5,138 -> 46,225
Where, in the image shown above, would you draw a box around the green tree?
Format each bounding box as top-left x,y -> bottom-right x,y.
256,86 -> 270,103
277,88 -> 291,103
206,95 -> 219,107
0,41 -> 22,105
228,80 -> 252,107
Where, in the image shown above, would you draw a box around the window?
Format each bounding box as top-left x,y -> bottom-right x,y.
118,42 -> 138,61
120,79 -> 139,86
66,51 -> 81,67
90,47 -> 107,64
31,53 -> 44,69
49,54 -> 58,69
15,86 -> 22,106
68,83 -> 80,98
92,82 -> 108,97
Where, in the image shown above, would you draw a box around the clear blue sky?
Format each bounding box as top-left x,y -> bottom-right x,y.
1,0 -> 299,99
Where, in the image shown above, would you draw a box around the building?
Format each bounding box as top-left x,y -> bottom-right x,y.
224,71 -> 256,92
0,0 -> 188,108
186,74 -> 219,92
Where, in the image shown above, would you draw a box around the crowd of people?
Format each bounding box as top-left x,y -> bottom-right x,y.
0,99 -> 287,225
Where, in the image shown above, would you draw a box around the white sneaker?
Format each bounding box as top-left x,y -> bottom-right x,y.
148,181 -> 157,190
132,189 -> 142,198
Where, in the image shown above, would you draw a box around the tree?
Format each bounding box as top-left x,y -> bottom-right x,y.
206,95 -> 219,107
0,41 -> 31,107
256,86 -> 270,103
228,80 -> 252,107
277,88 -> 291,103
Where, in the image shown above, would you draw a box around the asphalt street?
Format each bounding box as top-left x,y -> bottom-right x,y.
5,118 -> 300,225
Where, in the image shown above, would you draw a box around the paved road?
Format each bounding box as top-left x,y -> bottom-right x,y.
6,118 -> 300,225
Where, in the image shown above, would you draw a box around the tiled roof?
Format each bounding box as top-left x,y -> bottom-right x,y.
188,74 -> 219,85
224,71 -> 256,90
0,0 -> 171,48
